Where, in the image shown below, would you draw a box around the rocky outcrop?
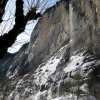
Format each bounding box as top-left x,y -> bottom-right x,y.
0,0 -> 100,100
0,0 -> 70,77
70,0 -> 100,58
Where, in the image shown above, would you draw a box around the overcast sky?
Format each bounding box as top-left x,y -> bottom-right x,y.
0,0 -> 60,53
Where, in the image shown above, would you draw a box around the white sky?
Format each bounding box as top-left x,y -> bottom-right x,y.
0,0 -> 59,53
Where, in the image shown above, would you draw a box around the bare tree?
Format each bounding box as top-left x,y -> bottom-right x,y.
0,0 -> 55,59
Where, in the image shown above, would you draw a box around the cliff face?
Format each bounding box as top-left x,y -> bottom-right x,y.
0,0 -> 100,100
71,0 -> 100,58
27,0 -> 70,71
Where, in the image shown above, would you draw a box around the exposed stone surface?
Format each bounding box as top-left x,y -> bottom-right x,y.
0,0 -> 100,100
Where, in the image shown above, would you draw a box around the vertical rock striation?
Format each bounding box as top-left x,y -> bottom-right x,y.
0,0 -> 100,100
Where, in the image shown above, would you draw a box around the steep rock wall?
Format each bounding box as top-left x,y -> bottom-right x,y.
0,0 -> 70,76
70,0 -> 100,58
27,0 -> 70,70
28,0 -> 100,61
0,0 -> 100,99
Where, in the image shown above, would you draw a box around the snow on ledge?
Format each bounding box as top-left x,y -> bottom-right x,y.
34,57 -> 60,86
34,45 -> 69,86
63,53 -> 85,73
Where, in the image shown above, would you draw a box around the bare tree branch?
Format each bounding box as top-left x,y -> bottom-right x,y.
0,0 -> 41,59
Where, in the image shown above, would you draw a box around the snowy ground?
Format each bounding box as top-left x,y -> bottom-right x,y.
52,95 -> 97,100
5,45 -> 100,100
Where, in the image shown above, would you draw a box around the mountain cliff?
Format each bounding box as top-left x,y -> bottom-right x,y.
0,0 -> 100,100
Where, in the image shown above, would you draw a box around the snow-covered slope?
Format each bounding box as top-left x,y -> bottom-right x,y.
2,45 -> 99,100
0,0 -> 100,100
